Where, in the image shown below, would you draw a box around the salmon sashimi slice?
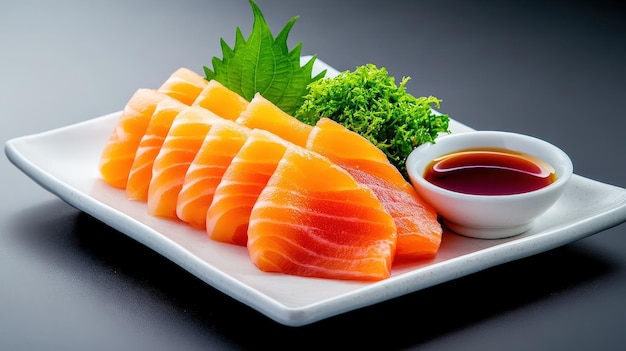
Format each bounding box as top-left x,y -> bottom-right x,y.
347,168 -> 443,259
206,129 -> 290,246
192,79 -> 249,120
247,146 -> 397,281
176,120 -> 251,229
235,93 -> 313,147
305,117 -> 407,185
157,67 -> 208,105
147,106 -> 222,219
307,118 -> 442,259
125,97 -> 189,201
99,89 -> 170,188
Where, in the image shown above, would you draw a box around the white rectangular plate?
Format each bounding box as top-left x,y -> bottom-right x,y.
5,59 -> 626,326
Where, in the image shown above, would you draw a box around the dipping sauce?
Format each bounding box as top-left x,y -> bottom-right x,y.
424,148 -> 556,195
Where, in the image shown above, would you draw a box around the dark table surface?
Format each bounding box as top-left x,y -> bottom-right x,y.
2,1 -> 625,350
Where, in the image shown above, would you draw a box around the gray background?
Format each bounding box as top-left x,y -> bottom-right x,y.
1,1 -> 625,350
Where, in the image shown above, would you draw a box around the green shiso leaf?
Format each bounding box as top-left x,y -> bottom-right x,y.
204,0 -> 326,115
295,64 -> 450,178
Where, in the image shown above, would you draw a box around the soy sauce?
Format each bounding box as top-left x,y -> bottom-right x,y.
424,148 -> 556,195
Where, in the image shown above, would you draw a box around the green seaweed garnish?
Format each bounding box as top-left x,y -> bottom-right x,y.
295,64 -> 450,178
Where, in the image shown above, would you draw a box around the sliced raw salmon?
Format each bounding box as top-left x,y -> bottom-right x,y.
348,168 -> 442,259
235,93 -> 313,146
206,129 -> 290,246
305,117 -> 407,185
158,67 -> 208,105
126,97 -> 189,201
147,106 -> 222,219
247,146 -> 397,281
176,120 -> 251,229
192,79 -> 249,120
99,89 -> 170,188
307,118 -> 442,259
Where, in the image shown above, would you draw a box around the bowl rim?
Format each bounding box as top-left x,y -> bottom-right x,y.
406,130 -> 574,200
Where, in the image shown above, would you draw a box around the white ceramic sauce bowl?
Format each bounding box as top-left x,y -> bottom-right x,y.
406,131 -> 573,239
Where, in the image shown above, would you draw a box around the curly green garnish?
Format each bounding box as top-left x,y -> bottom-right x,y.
295,64 -> 450,178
